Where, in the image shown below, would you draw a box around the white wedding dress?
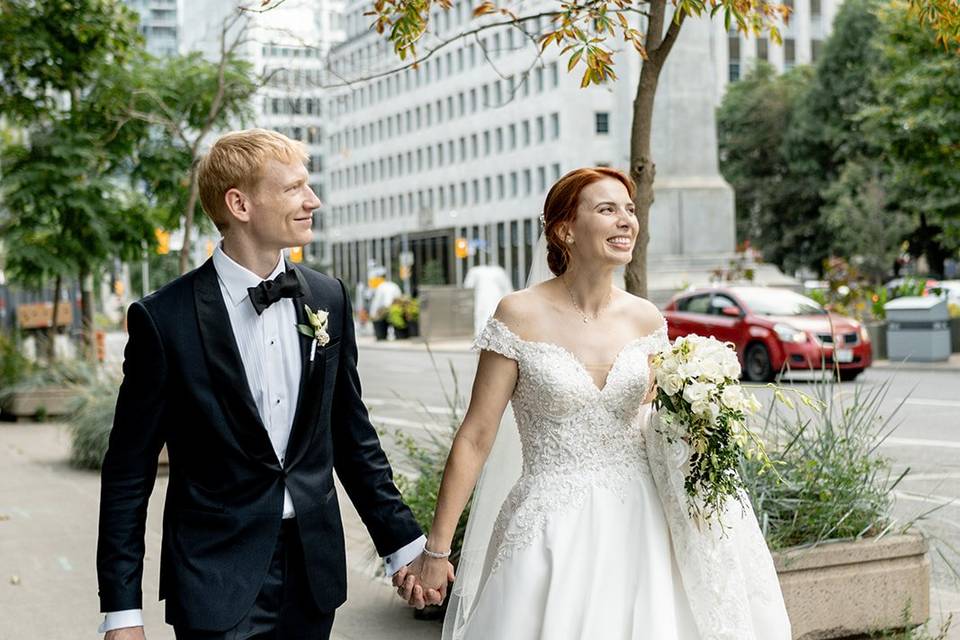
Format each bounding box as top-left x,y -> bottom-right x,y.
441,315 -> 792,640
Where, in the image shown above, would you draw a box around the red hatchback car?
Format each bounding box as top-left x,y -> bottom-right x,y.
663,286 -> 873,381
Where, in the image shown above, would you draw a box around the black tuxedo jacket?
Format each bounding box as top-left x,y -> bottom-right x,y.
96,259 -> 422,631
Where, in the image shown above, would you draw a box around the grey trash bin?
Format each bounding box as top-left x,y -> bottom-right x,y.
884,296 -> 951,362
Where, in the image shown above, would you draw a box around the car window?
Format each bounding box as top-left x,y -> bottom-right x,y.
732,288 -> 826,316
677,294 -> 711,314
710,294 -> 740,315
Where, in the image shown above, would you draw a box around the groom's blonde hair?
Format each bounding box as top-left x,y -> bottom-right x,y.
197,128 -> 308,231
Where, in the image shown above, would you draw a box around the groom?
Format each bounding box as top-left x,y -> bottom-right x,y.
97,128 -> 436,639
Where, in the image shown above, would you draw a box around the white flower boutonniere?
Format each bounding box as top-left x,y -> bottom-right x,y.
297,305 -> 330,362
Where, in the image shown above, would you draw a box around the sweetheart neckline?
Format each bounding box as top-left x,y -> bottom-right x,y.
486,317 -> 666,393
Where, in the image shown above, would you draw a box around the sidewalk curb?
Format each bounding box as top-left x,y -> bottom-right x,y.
357,337 -> 473,355
872,359 -> 960,373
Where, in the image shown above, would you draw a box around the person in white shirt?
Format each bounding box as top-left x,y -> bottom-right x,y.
96,129 -> 449,640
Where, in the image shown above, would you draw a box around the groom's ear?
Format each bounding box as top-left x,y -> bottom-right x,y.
224,187 -> 252,225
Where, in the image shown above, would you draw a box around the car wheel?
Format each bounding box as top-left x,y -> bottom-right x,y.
744,343 -> 775,382
838,368 -> 863,382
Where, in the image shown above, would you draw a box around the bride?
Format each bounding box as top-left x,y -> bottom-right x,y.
394,167 -> 792,639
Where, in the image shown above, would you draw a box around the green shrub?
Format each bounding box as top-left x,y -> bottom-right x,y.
0,333 -> 33,395
742,373 -> 909,550
387,300 -> 407,329
67,373 -> 120,470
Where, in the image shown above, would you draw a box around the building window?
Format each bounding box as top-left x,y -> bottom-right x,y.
508,123 -> 517,149
550,112 -> 560,139
523,169 -> 532,195
537,166 -> 546,192
522,120 -> 531,146
535,116 -> 545,143
784,38 -> 796,70
728,36 -> 741,82
811,38 -> 824,62
510,171 -> 518,196
757,38 -> 769,62
595,112 -> 610,135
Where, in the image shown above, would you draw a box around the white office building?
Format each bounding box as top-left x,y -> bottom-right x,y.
179,0 -> 346,267
716,0 -> 841,98
323,0 -> 838,295
325,0 -> 632,291
124,0 -> 180,57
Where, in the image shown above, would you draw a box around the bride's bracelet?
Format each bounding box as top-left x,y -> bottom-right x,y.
422,546 -> 451,559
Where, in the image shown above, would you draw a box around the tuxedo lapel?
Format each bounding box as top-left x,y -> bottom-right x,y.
193,259 -> 279,466
285,263 -> 327,468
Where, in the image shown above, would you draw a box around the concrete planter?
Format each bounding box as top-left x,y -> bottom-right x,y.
864,321 -> 888,361
774,534 -> 930,639
951,317 -> 960,353
7,387 -> 82,421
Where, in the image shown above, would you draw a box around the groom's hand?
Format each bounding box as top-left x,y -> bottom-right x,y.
392,560 -> 425,608
105,627 -> 145,640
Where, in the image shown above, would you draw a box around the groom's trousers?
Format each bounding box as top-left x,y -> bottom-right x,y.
173,519 -> 335,640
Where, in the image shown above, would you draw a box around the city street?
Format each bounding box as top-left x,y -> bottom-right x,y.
1,338 -> 958,638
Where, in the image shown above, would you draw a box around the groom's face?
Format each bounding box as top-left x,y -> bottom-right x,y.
246,158 -> 321,251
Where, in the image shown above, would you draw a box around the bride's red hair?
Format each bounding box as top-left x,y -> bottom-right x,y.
542,167 -> 636,276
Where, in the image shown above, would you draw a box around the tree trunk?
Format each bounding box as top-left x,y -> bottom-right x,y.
625,0 -> 683,299
47,274 -> 62,363
625,58 -> 663,299
80,269 -> 95,360
179,165 -> 201,275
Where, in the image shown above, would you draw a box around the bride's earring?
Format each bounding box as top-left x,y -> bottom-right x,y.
566,235 -> 574,244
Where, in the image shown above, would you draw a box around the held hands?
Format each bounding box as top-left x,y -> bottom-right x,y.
392,553 -> 456,609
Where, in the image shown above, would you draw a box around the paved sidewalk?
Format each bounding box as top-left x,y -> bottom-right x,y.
0,422 -> 440,640
873,354 -> 960,373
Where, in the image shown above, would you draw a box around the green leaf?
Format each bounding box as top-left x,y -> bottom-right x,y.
297,324 -> 315,338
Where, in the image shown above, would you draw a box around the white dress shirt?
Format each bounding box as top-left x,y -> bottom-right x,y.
101,247 -> 424,633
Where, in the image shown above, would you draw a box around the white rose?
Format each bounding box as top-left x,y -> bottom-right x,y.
677,360 -> 703,380
661,373 -> 684,396
683,380 -> 712,404
659,355 -> 679,374
721,358 -> 741,379
720,385 -> 744,410
690,399 -> 710,417
698,357 -> 723,381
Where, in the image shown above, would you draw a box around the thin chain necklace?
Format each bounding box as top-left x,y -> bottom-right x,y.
561,274 -> 612,324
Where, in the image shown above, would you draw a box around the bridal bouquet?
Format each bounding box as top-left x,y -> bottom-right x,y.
651,335 -> 773,524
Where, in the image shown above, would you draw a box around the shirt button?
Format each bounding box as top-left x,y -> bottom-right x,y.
270,340 -> 275,346
276,399 -> 281,405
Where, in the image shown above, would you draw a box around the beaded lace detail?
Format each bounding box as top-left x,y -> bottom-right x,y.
472,317 -> 669,576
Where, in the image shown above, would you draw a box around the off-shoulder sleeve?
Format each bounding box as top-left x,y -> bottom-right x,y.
472,317 -> 520,361
638,320 -> 671,354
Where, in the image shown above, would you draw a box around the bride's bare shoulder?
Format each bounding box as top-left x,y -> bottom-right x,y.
494,285 -> 554,333
617,289 -> 666,336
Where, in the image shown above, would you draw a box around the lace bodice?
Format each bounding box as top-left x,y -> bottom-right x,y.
473,317 -> 670,574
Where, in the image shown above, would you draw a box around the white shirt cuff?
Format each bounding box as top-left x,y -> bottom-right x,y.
98,609 -> 143,634
383,535 -> 426,576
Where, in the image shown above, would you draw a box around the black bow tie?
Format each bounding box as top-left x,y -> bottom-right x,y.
247,269 -> 304,315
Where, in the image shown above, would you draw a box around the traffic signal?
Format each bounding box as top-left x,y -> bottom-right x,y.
455,237 -> 469,259
155,228 -> 170,255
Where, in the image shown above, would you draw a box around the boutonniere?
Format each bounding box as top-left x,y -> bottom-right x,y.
297,305 -> 330,362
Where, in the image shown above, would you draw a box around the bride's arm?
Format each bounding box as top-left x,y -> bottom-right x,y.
403,347 -> 518,604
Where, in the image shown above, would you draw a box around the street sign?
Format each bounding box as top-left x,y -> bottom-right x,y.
399,251 -> 414,268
